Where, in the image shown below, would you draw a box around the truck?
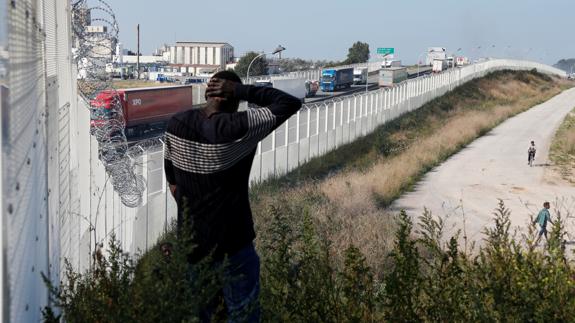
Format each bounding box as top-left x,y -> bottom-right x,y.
90,85 -> 194,138
381,59 -> 402,68
455,56 -> 470,66
432,59 -> 448,73
320,67 -> 354,92
181,76 -> 209,84
426,47 -> 447,66
255,78 -> 307,101
378,67 -> 407,87
353,67 -> 368,85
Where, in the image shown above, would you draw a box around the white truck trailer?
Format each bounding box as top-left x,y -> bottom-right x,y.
382,59 -> 402,68
426,47 -> 447,66
255,78 -> 306,101
353,67 -> 368,85
378,67 -> 407,87
432,59 -> 448,73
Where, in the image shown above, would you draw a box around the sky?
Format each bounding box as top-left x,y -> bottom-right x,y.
107,0 -> 574,65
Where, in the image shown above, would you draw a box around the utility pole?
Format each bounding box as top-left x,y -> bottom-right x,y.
136,24 -> 140,79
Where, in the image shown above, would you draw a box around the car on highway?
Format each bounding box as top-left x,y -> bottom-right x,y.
181,77 -> 208,85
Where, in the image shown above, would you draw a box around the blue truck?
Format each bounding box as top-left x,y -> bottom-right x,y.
320,67 -> 354,92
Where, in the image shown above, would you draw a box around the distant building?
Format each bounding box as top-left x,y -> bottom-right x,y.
117,55 -> 168,65
72,2 -> 91,29
84,25 -> 117,60
225,62 -> 238,71
169,41 -> 234,75
153,44 -> 171,62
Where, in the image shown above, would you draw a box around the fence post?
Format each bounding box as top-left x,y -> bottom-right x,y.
285,118 -> 289,171
271,130 -> 276,177
353,96 -> 357,139
347,97 -> 351,143
375,92 -> 380,124
296,111 -> 300,166
316,106 -> 320,154
307,107 -> 311,161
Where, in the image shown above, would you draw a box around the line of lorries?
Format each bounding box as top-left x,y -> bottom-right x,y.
91,55 -> 457,139
91,63 -> 408,138
319,59 -> 407,91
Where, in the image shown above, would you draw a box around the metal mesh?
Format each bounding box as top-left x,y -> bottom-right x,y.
5,1 -> 50,321
1,0 -> 83,320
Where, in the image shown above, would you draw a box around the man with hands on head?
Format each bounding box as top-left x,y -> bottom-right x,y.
163,70 -> 302,322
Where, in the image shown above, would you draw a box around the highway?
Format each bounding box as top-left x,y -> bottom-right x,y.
127,65 -> 435,145
305,66 -> 432,104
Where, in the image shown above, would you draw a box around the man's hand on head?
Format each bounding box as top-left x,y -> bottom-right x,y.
206,78 -> 237,100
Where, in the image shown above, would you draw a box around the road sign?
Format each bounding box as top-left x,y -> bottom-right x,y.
377,47 -> 394,55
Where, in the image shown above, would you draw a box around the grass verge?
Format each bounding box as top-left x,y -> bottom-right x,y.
550,107 -> 575,184
251,69 -> 573,271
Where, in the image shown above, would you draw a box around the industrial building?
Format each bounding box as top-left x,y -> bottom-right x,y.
169,41 -> 234,75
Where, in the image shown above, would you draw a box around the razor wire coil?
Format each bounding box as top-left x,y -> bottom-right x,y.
72,0 -> 154,208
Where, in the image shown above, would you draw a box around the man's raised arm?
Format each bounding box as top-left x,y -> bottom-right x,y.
206,78 -> 302,128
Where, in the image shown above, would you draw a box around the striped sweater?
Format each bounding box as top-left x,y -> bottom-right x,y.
164,84 -> 302,262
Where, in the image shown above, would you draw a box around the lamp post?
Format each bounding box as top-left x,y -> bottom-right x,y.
488,44 -> 495,59
366,60 -> 369,93
246,45 -> 286,83
473,45 -> 482,62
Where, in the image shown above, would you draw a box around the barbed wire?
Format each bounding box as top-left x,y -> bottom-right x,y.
72,0 -> 146,207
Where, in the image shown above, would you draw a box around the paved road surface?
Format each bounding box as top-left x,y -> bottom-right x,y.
392,88 -> 575,243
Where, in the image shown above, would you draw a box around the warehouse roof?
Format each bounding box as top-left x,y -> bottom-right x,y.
175,41 -> 233,48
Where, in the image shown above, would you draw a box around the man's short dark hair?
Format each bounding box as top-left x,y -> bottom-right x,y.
544,201 -> 550,207
212,70 -> 242,84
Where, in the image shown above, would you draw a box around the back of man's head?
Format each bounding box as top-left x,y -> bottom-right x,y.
212,70 -> 242,84
206,70 -> 242,112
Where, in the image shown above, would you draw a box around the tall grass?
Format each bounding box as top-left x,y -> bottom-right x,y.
550,109 -> 575,183
252,69 -> 571,270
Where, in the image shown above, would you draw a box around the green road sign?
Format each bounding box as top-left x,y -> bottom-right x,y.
377,48 -> 395,55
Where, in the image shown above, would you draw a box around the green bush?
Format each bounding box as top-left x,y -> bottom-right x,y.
44,201 -> 575,322
43,227 -> 224,323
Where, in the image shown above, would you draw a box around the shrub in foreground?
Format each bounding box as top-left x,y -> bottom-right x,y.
43,201 -> 575,322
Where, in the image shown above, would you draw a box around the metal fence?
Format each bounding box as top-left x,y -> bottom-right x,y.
2,0 -> 78,321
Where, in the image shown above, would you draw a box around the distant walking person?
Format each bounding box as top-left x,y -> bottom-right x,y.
164,70 -> 302,322
534,201 -> 553,244
528,141 -> 537,166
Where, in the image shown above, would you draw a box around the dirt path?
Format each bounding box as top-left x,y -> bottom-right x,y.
392,88 -> 575,243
